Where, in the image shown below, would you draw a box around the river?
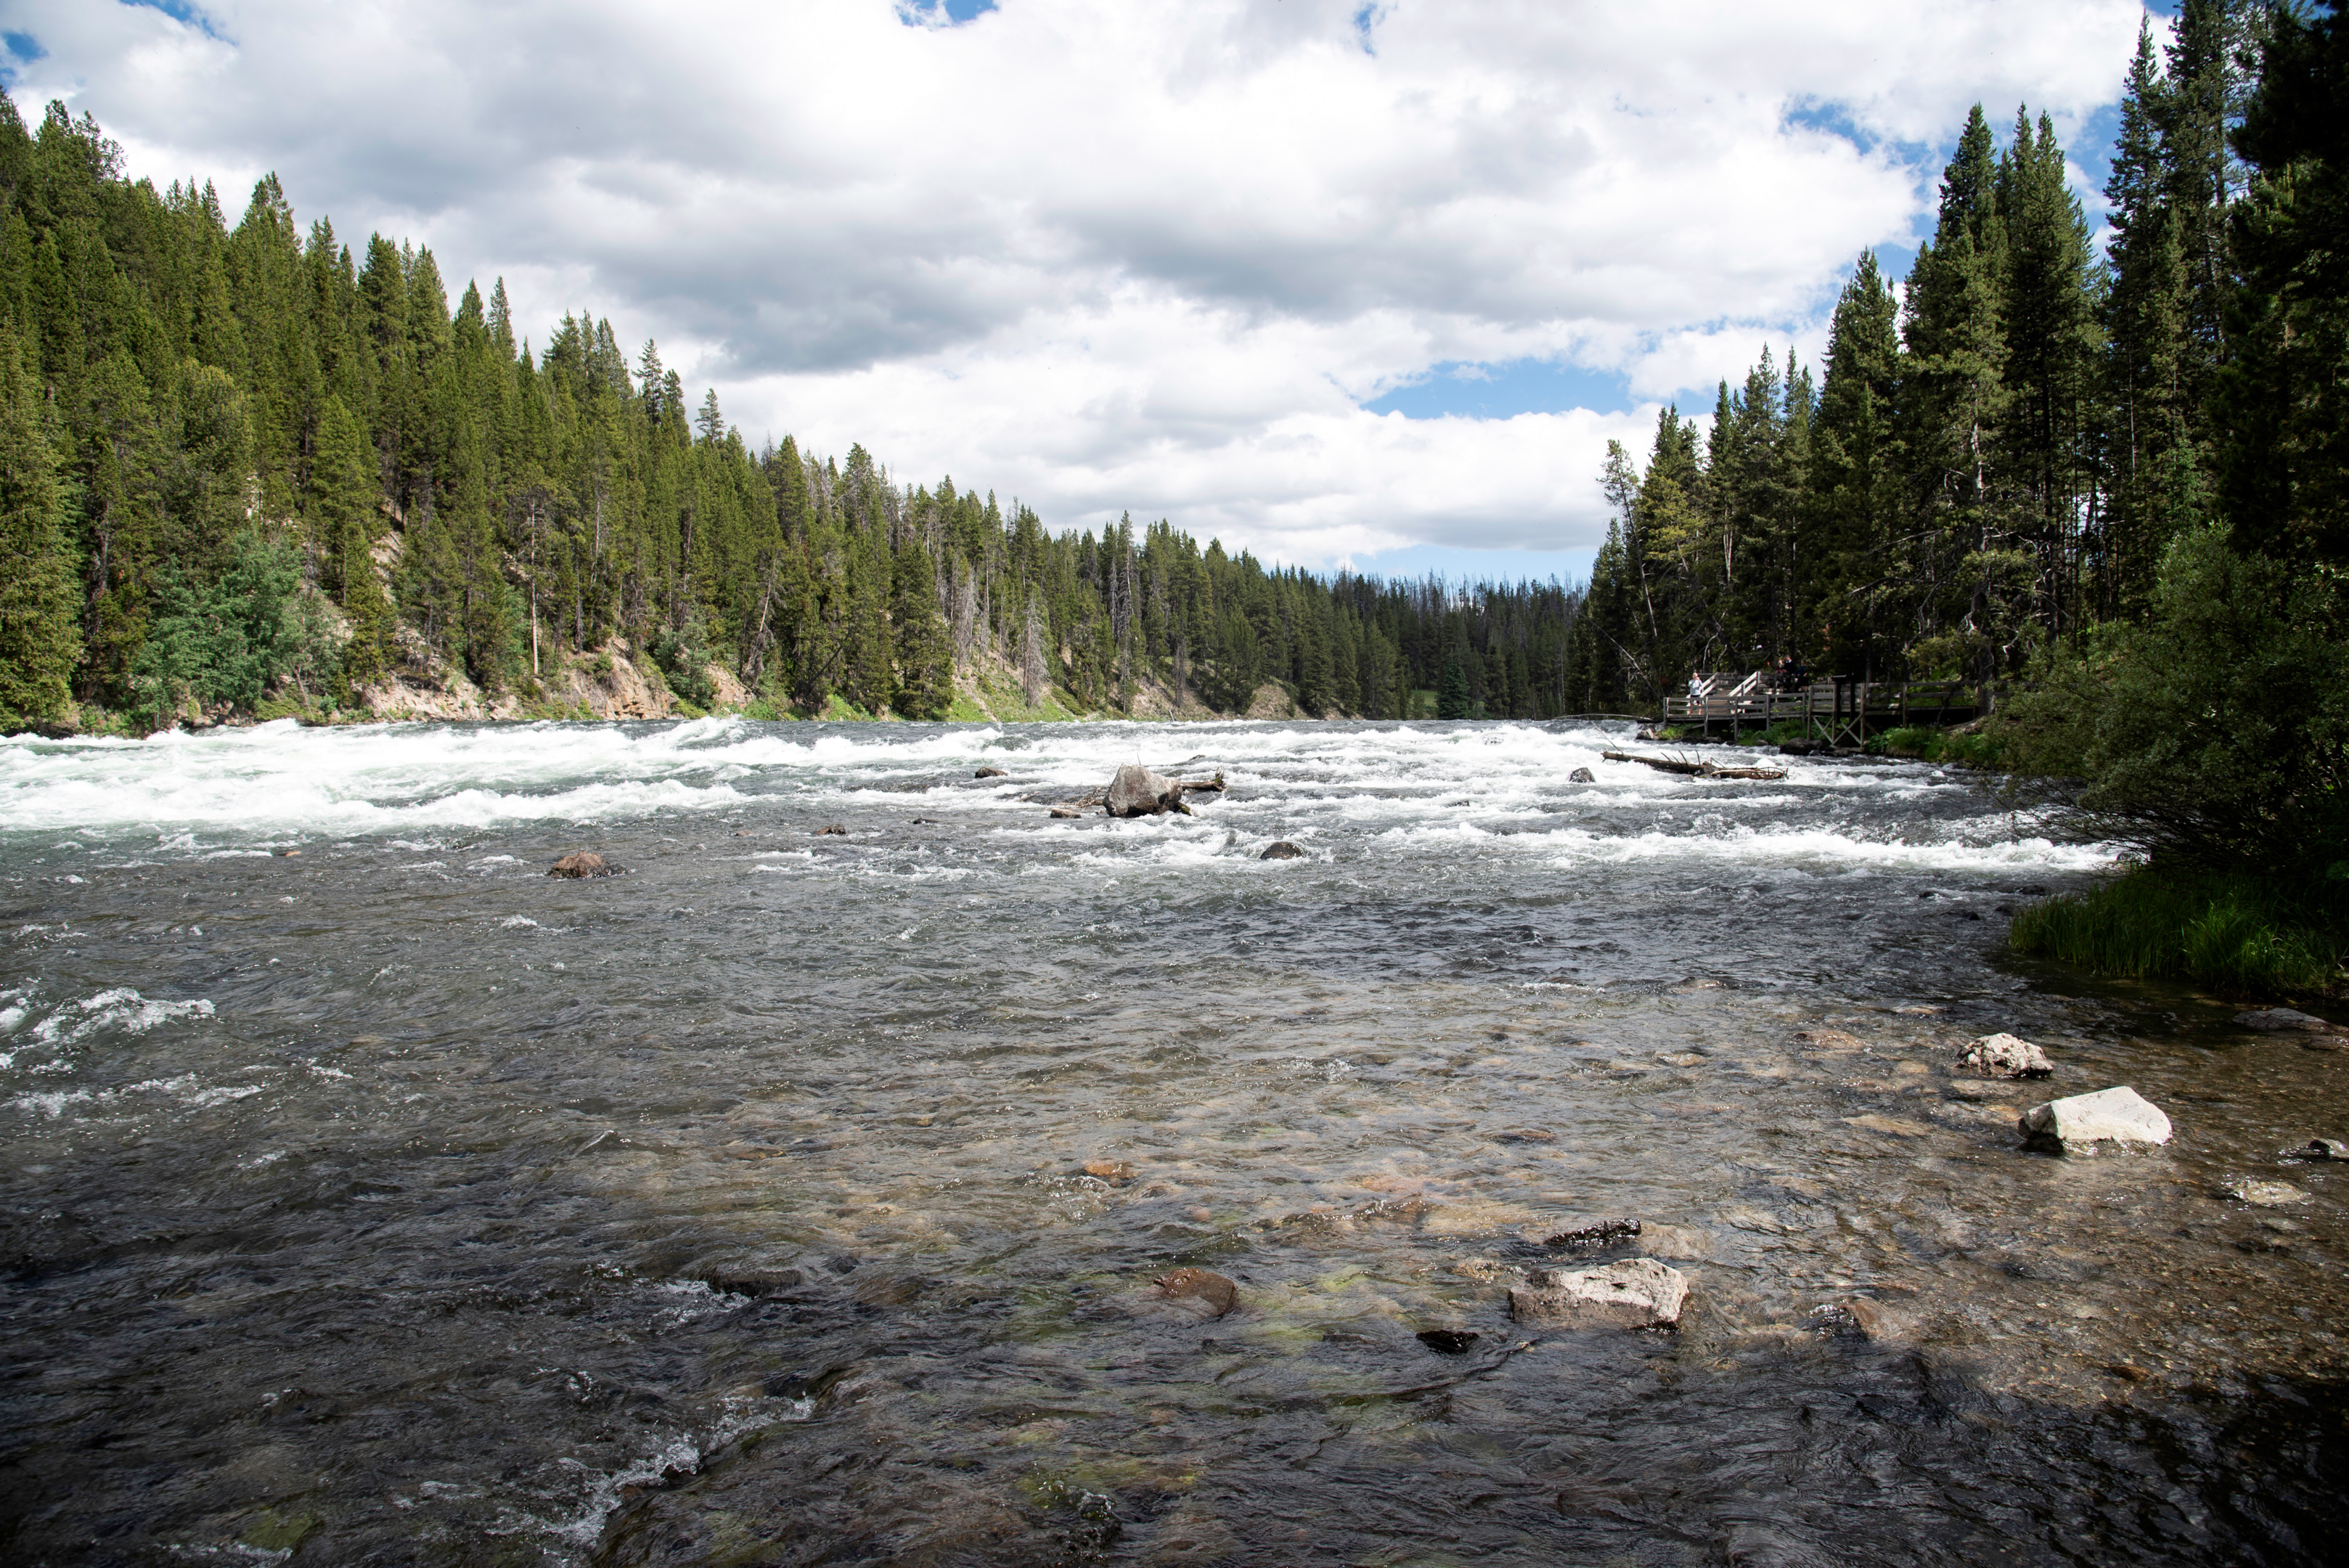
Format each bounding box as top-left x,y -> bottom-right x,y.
2,716 -> 2343,1565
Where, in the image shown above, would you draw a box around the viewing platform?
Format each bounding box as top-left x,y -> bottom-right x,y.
1663,672 -> 1984,746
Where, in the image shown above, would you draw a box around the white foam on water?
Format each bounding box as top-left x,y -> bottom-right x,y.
0,716 -> 2096,881
22,988 -> 216,1050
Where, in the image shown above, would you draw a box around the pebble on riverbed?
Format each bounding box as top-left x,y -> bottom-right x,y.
2018,1085 -> 2173,1153
1510,1258 -> 1688,1331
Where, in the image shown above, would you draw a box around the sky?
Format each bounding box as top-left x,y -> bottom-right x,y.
2,0 -> 2165,587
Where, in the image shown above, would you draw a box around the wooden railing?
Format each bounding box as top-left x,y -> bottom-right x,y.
1662,679 -> 1984,745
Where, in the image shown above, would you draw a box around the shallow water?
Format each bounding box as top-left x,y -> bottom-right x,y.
2,717 -> 2345,1566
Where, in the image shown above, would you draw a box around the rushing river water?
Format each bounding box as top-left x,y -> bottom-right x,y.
3,716 -> 2346,1566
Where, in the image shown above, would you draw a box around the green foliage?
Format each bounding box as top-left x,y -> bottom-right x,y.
1999,526 -> 2349,878
2011,868 -> 2346,997
1867,724 -> 2002,766
649,606 -> 717,709
128,529 -> 339,729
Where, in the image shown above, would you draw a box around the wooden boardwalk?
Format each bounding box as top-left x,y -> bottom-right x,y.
1663,674 -> 1982,746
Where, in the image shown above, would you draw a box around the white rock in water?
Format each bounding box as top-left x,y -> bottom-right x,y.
2018,1085 -> 2172,1152
1956,1032 -> 2053,1079
1509,1257 -> 1688,1330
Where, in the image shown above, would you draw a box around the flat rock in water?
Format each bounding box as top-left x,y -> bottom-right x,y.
1083,1159 -> 1135,1182
1492,1126 -> 1556,1144
547,852 -> 618,878
1568,767 -> 1596,783
1633,1223 -> 1712,1262
1421,1200 -> 1543,1237
2215,1176 -> 2307,1207
1842,1114 -> 1933,1138
1151,1267 -> 1238,1319
1107,764 -> 1187,817
1792,1029 -> 1867,1053
1957,1032 -> 2053,1079
1259,841 -> 1305,860
2236,1007 -> 2337,1033
1048,807 -> 1086,819
2019,1085 -> 2173,1153
973,767 -> 1007,778
1510,1257 -> 1688,1331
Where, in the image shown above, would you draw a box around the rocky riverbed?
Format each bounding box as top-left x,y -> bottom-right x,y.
1,715 -> 2345,1564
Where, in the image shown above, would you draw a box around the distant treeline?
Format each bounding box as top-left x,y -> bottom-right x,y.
1571,3 -> 2292,709
0,88 -> 1588,732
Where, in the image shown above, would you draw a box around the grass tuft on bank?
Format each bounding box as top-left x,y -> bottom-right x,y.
2009,868 -> 2348,997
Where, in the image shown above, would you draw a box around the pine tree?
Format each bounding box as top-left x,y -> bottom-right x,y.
888,539 -> 955,719
1808,253 -> 1903,676
2102,23 -> 2200,616
0,329 -> 80,727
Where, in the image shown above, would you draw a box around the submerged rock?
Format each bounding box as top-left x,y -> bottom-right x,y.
1957,1032 -> 2054,1079
1568,767 -> 1596,783
1107,764 -> 1188,817
1543,1217 -> 1641,1249
974,767 -> 1008,778
1510,1257 -> 1687,1330
1083,1159 -> 1136,1182
1049,807 -> 1087,819
1492,1126 -> 1556,1144
2236,1007 -> 2337,1033
814,824 -> 848,836
547,852 -> 618,878
1416,1328 -> 1480,1355
1152,1267 -> 1238,1318
2019,1085 -> 2173,1153
1259,841 -> 1305,860
2215,1176 -> 2308,1207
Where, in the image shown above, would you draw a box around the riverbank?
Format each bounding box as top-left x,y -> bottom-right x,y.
26,637 -> 1331,738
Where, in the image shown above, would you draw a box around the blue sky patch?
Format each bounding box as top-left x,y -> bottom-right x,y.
1364,358 -> 1638,421
900,0 -> 997,25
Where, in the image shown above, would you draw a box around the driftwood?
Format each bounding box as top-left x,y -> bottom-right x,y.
1601,750 -> 1786,782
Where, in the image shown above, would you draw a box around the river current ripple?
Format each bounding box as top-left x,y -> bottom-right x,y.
3,716 -> 2346,1565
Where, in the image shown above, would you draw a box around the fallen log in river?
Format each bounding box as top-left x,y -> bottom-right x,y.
1602,750 -> 1786,782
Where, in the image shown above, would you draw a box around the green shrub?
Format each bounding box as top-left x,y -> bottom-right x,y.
128,529 -> 340,730
2011,867 -> 2346,996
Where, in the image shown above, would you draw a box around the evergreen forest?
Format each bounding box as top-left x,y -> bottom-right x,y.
0,84 -> 1585,734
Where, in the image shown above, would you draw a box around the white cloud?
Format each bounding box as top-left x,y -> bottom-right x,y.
7,0 -> 2149,565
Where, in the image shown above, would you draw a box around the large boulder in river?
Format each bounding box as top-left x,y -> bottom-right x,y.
2019,1085 -> 2172,1153
1956,1032 -> 2052,1079
1509,1257 -> 1687,1330
548,852 -> 618,878
1106,764 -> 1187,817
